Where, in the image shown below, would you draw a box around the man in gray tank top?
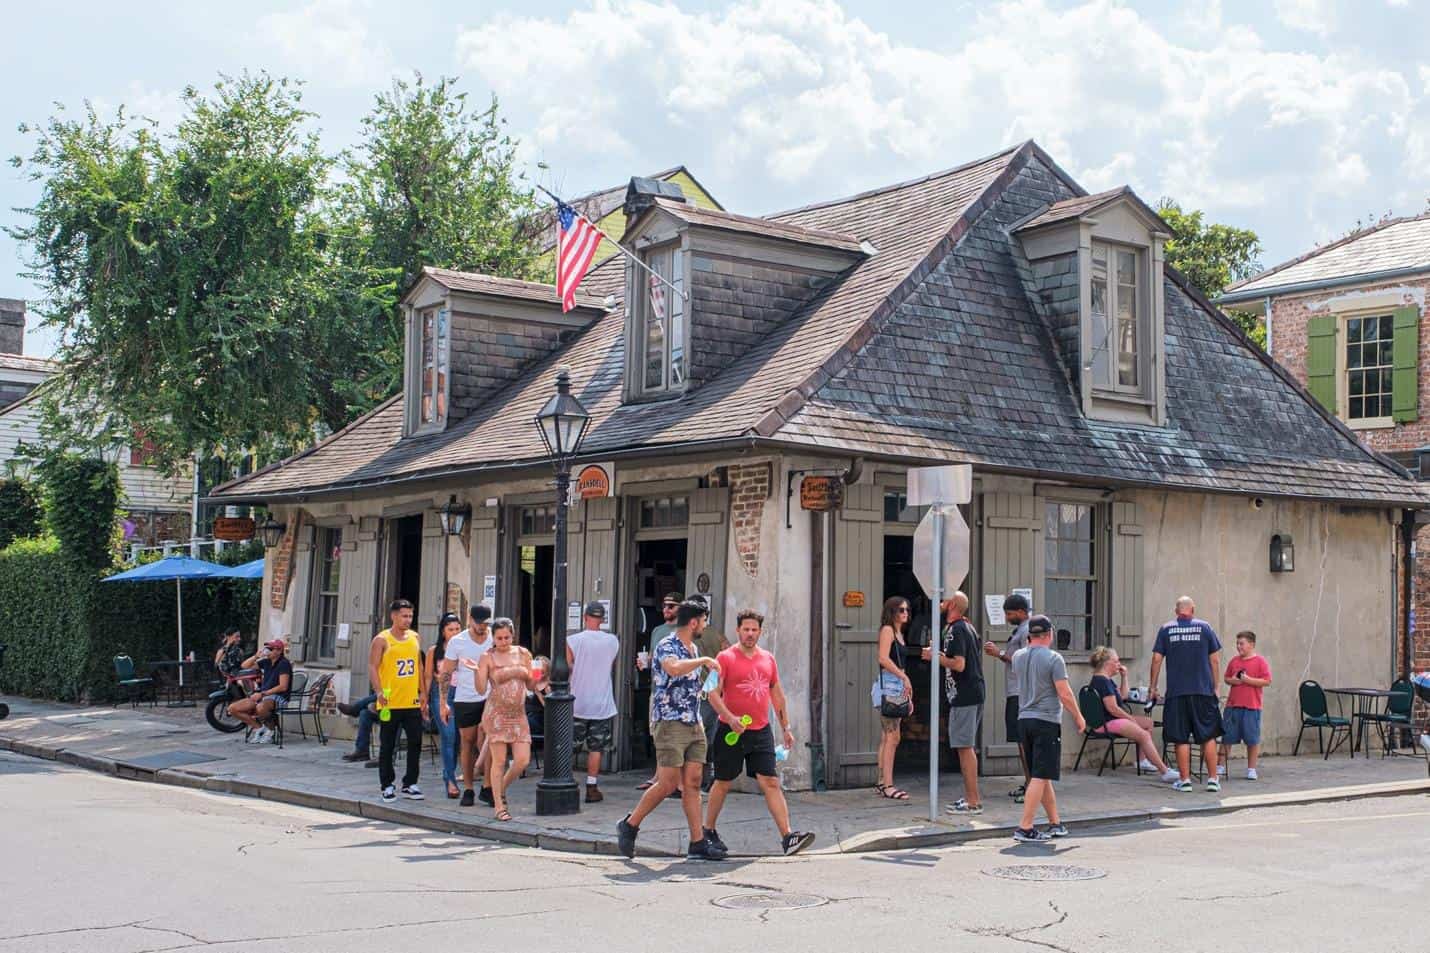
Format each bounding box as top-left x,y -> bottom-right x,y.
1010,615 -> 1085,842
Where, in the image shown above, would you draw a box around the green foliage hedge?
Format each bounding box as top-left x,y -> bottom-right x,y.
0,478 -> 42,548
0,537 -> 260,703
38,454 -> 122,570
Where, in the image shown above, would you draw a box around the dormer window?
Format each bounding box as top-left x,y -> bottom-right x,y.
417,306 -> 449,429
1089,242 -> 1146,397
637,244 -> 687,396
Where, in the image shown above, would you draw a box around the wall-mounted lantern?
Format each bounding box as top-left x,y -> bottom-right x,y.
439,495 -> 472,537
1270,533 -> 1294,573
258,516 -> 287,549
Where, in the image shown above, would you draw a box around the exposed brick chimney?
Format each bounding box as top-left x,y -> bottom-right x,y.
0,299 -> 24,355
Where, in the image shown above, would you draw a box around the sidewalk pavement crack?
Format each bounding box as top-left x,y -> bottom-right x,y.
964,901 -> 1079,953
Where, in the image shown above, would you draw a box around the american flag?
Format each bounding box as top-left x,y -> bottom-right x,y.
648,272 -> 666,322
555,200 -> 602,312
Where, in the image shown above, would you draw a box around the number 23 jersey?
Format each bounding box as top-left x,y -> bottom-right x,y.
377,629 -> 422,708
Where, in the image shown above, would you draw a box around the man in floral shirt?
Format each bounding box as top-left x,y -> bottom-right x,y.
616,600 -> 725,860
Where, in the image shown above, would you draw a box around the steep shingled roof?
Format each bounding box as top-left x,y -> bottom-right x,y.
211,142 -> 1425,507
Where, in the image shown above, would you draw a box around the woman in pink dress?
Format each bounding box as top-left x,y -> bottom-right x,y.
475,618 -> 533,821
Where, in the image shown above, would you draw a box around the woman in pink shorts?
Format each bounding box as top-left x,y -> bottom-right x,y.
1089,647 -> 1179,783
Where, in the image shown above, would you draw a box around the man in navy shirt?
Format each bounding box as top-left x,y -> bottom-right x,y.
1149,596 -> 1223,792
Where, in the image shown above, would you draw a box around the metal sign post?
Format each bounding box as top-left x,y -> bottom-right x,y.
909,464 -> 973,824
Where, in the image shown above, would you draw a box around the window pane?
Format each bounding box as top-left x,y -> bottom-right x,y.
1090,249 -> 1110,385
1346,318 -> 1363,345
669,253 -> 686,386
643,250 -> 668,390
672,496 -> 689,526
1350,396 -> 1364,419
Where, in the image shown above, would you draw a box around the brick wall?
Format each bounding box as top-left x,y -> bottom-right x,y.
728,462 -> 772,577
688,255 -> 825,384
447,310 -> 568,422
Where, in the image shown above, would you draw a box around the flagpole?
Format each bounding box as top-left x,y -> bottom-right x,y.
539,185 -> 689,302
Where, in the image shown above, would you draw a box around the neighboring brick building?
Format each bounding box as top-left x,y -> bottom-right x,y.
1220,214 -> 1430,675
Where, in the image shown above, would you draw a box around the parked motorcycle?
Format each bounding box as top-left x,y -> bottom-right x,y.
0,644 -> 9,720
205,669 -> 260,733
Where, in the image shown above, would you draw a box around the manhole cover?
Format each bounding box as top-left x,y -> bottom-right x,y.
712,893 -> 828,911
984,865 -> 1106,882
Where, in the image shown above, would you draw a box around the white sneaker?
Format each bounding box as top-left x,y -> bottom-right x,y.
1245,768 -> 1258,781
1138,758 -> 1156,772
1160,768 -> 1180,783
1217,764 -> 1227,776
253,727 -> 271,744
1419,734 -> 1430,754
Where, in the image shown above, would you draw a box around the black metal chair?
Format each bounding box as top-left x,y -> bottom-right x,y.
113,655 -> 155,708
1359,678 -> 1415,756
1293,680 -> 1351,758
277,671 -> 333,747
1073,685 -> 1137,775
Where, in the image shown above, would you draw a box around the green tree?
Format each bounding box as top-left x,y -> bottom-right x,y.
0,478 -> 43,549
37,454 -> 122,570
9,73 -> 386,469
1156,199 -> 1265,347
332,75 -> 546,411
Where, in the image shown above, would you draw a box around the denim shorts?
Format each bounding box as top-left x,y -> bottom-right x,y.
1222,706 -> 1262,745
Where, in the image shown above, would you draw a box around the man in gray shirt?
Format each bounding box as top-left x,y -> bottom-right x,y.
985,593 -> 1031,800
1010,615 -> 1085,843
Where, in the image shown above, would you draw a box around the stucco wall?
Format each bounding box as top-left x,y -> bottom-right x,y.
1131,489 -> 1395,754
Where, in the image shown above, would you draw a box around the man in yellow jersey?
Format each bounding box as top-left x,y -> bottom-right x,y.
369,598 -> 429,802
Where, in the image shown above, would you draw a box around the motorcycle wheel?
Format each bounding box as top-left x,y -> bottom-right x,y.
0,703 -> 8,720
205,695 -> 245,733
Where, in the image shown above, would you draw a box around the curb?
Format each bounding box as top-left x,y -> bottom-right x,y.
4,732 -> 1424,857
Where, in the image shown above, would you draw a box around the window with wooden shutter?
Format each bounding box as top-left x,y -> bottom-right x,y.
1392,305 -> 1420,423
1306,314 -> 1338,412
1110,500 -> 1143,661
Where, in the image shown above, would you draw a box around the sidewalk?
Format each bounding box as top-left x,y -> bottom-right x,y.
2,697 -> 1426,857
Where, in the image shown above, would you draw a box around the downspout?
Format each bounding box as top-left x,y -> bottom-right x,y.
1401,509 -> 1415,680
1264,296 -> 1273,355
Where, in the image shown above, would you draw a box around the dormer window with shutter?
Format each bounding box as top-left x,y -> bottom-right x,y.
1015,187 -> 1172,427
636,244 -> 688,396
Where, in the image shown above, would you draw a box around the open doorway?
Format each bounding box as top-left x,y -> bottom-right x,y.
384,514 -> 424,609
516,544 -> 554,657
883,533 -> 945,773
629,537 -> 687,768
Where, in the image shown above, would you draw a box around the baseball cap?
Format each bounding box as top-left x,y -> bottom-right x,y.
662,592 -> 684,605
1003,593 -> 1030,613
469,604 -> 492,623
1026,615 -> 1053,636
263,638 -> 286,650
584,600 -> 606,620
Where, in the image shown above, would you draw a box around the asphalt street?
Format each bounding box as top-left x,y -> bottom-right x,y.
1,748 -> 1426,953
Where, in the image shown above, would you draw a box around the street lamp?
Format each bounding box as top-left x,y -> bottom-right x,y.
258,516 -> 287,549
533,365 -> 591,816
438,495 -> 471,537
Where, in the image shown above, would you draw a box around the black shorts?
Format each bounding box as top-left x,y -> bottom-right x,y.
1005,696 -> 1022,745
1162,695 -> 1223,745
452,700 -> 485,730
1018,718 -> 1062,781
712,723 -> 778,781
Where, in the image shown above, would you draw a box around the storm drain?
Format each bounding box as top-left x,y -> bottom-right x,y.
712,893 -> 828,911
984,865 -> 1106,882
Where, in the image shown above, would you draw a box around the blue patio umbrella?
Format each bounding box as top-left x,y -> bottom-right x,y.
105,556 -> 228,683
213,557 -> 264,580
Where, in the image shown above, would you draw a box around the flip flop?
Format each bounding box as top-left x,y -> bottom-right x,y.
495,809 -> 512,822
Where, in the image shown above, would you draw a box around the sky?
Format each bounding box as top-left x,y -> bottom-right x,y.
3,0 -> 1428,358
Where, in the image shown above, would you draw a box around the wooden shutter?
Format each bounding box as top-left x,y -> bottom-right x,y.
1392,306 -> 1420,423
340,517 -> 380,681
688,488 -> 729,633
1111,500 -> 1144,661
468,506 -> 500,615
829,483 -> 883,788
416,510 -> 448,646
1306,314 -> 1338,412
980,492 -> 1040,750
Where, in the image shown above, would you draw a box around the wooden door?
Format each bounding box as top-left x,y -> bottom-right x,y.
687,487 -> 729,632
828,483 -> 883,789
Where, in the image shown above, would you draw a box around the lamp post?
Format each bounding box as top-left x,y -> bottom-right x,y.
534,366 -> 591,816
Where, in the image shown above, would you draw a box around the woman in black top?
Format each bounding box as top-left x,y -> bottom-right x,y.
1089,646 -> 1177,782
875,596 -> 914,799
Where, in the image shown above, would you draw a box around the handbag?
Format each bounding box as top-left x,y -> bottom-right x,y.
872,669 -> 912,718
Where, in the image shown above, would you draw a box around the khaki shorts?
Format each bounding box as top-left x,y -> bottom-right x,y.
652,720 -> 707,768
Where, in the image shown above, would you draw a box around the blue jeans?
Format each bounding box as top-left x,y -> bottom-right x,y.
352,692 -> 378,755
429,682 -> 458,787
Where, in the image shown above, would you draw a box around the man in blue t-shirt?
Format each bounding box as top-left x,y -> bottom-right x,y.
1149,596 -> 1223,792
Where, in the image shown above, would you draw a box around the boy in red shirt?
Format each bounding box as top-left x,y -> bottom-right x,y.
703,609 -> 816,856
1222,631 -> 1272,780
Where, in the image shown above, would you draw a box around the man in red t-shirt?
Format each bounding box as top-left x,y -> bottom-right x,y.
703,609 -> 815,856
1221,630 -> 1272,780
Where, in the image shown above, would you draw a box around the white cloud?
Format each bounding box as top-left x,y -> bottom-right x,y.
1273,0 -> 1337,35
91,82 -> 186,132
455,0 -> 1430,265
257,0 -> 394,89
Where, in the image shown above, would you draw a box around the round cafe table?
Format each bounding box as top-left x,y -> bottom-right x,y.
1323,687 -> 1393,758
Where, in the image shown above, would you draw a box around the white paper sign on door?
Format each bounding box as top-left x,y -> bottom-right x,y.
984,595 -> 1006,627
482,574 -> 496,611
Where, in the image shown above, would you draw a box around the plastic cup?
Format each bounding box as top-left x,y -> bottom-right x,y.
637,651 -> 650,669
774,745 -> 789,762
702,670 -> 719,693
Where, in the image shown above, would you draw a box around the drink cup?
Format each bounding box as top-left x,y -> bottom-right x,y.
702,670 -> 719,694
636,650 -> 650,670
531,660 -> 546,681
774,745 -> 789,763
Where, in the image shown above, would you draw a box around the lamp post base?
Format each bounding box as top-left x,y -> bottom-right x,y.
535,779 -> 582,816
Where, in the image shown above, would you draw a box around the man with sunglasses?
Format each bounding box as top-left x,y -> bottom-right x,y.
443,605 -> 496,806
229,639 -> 292,744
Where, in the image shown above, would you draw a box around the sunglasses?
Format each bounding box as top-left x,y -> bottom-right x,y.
898,607 -> 910,613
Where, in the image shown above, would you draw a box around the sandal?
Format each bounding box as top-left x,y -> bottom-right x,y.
875,784 -> 910,800
446,783 -> 460,799
636,779 -> 656,790
494,808 -> 512,822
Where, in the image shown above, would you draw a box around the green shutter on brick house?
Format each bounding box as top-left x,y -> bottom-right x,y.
1306,314 -> 1338,412
1391,306 -> 1420,423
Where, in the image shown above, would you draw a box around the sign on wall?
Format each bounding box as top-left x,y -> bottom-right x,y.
212,517 -> 255,541
576,463 -> 614,500
799,476 -> 843,511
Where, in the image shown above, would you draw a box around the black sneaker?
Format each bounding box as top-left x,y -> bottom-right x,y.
337,701 -> 364,717
616,816 -> 639,859
782,831 -> 816,856
401,784 -> 424,800
340,751 -> 366,763
1012,827 -> 1051,843
380,785 -> 396,803
478,786 -> 494,806
687,837 -> 728,861
364,759 -> 379,769
460,789 -> 475,807
703,827 -> 728,854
